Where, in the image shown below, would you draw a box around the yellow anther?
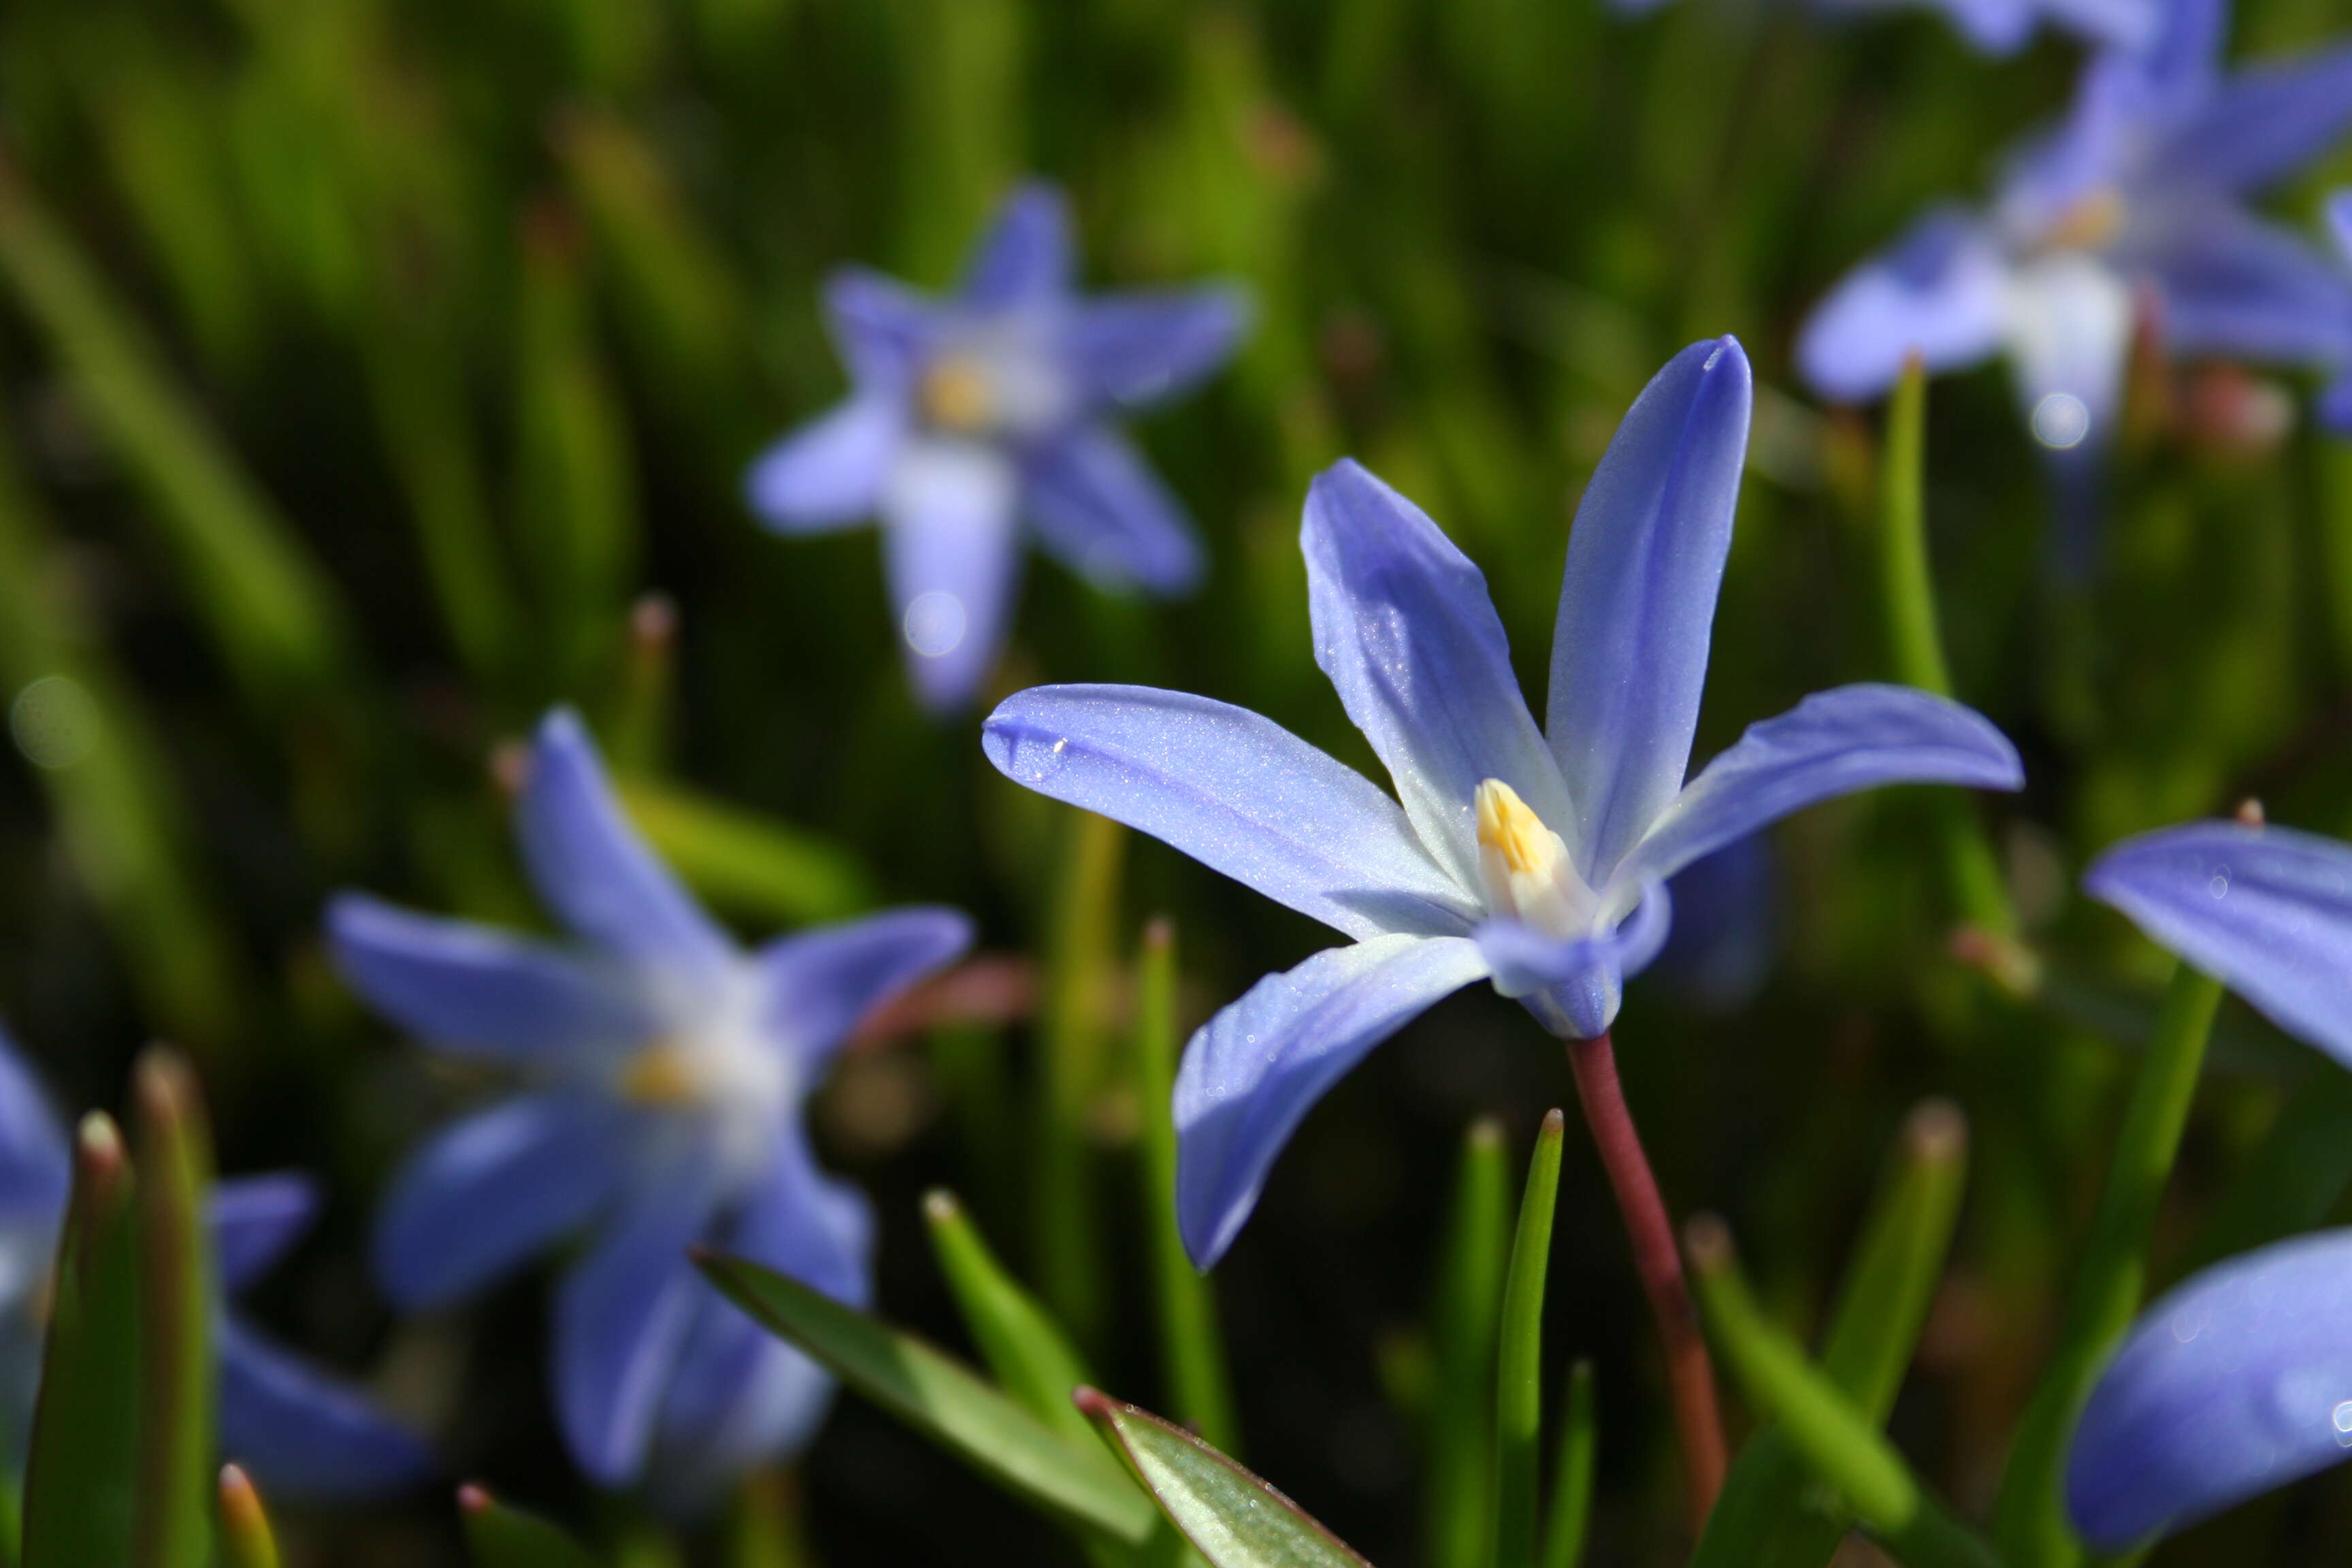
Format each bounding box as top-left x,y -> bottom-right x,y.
2047,189 -> 2127,253
919,356 -> 995,433
1475,779 -> 1558,877
621,1043 -> 699,1106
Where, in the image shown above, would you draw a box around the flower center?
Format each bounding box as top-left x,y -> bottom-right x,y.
616,986 -> 796,1177
919,355 -> 998,434
2045,189 -> 2126,255
1473,779 -> 1594,938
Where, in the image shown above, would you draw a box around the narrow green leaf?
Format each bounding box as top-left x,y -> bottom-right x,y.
616,779 -> 875,924
22,1113 -> 140,1568
1077,1392 -> 1371,1568
726,1471 -> 808,1568
1687,1219 -> 1997,1568
696,1252 -> 1156,1545
458,1484 -> 604,1568
216,1467 -> 278,1568
1134,917 -> 1240,1455
1036,810 -> 1126,1345
608,594 -> 678,778
1994,962 -> 2224,1568
1537,1361 -> 1595,1568
130,1049 -> 214,1568
1693,1099 -> 1970,1568
1429,1119 -> 1510,1568
1494,1111 -> 1565,1568
924,1189 -> 1096,1448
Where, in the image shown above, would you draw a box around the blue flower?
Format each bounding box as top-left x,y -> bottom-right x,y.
746,180 -> 1247,713
981,339 -> 2022,1268
2323,191 -> 2352,434
2068,1230 -> 2352,1550
1614,0 -> 2157,59
0,1030 -> 429,1497
1801,0 -> 2352,459
329,709 -> 970,1499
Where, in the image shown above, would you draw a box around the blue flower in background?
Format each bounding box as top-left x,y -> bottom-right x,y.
746,180 -> 1247,713
982,338 -> 2022,1267
1613,0 -> 2157,60
1650,832 -> 1781,1013
1801,0 -> 2352,465
329,710 -> 970,1499
2323,191 -> 2352,434
0,1030 -> 429,1497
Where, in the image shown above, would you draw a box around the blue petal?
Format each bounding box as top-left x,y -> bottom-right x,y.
958,182 -> 1074,310
2148,206 -> 2352,366
0,1029 -> 67,1224
2085,820 -> 2352,1068
1652,832 -> 1781,1013
1620,685 -> 2022,890
555,1150 -> 726,1485
1916,0 -> 2037,55
1070,287 -> 1249,408
1797,210 -> 2009,403
2324,374 -> 2352,436
745,397 -> 904,534
760,906 -> 974,1076
1025,425 -> 1204,594
983,684 -> 1480,941
2127,0 -> 2225,116
375,1093 -> 625,1310
1547,338 -> 1752,884
1175,934 -> 1491,1269
2067,1230 -> 2352,1550
823,268 -> 935,391
2027,0 -> 2160,52
1303,459 -> 1573,894
217,1318 -> 433,1500
212,1174 -> 320,1292
2330,190 -> 2352,263
518,710 -> 735,978
2163,43 -> 2352,195
1475,881 -> 1673,1040
879,438 -> 1023,713
326,893 -> 654,1064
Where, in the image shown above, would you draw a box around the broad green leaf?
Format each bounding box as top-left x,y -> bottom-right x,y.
22,1113 -> 140,1568
923,1190 -> 1096,1448
1428,1120 -> 1509,1568
216,1467 -> 278,1568
697,1252 -> 1156,1546
617,779 -> 875,925
131,1049 -> 214,1568
459,1485 -> 604,1568
1078,1392 -> 1370,1568
1494,1111 -> 1563,1568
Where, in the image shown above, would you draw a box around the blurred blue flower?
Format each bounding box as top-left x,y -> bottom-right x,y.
2068,1229 -> 2352,1549
1801,0 -> 2352,462
2323,191 -> 2352,434
1650,832 -> 1780,1013
329,709 -> 970,1499
983,338 -> 2021,1267
1616,0 -> 2156,59
0,1030 -> 429,1497
745,180 -> 1247,713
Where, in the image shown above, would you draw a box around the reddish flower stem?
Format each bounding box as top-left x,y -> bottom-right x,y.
1565,1029 -> 1725,1531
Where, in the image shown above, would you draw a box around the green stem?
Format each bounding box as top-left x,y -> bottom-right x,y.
1492,1111 -> 1565,1568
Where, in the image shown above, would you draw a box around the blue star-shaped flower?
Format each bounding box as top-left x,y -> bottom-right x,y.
329,710 -> 970,1500
1801,0 -> 2352,459
0,1030 -> 429,1497
981,338 -> 2022,1269
745,180 -> 1247,713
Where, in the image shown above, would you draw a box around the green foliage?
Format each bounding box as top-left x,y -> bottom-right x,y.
1492,1111 -> 1563,1568
459,1486 -> 607,1568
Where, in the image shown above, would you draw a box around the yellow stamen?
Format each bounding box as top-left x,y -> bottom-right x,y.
622,1043 -> 698,1106
919,357 -> 995,433
2048,189 -> 2126,253
1475,779 -> 1557,877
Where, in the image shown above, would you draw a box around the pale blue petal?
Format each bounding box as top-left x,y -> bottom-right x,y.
2068,1230 -> 2352,1550
326,892 -> 654,1064
1919,0 -> 2037,56
2163,43 -> 2352,195
2085,820 -> 2352,1068
2147,206 -> 2352,366
1797,210 -> 2010,402
2330,190 -> 2352,262
1174,934 -> 1491,1269
1475,880 -> 1673,1039
0,1030 -> 66,1224
1548,338 -> 1753,883
217,1319 -> 433,1499
958,182 -> 1074,310
1995,61 -> 2142,239
760,906 -> 973,1077
2324,374 -> 2352,436
2029,0 -> 2160,52
1070,287 -> 1248,408
1304,459 -> 1572,893
556,1150 -> 727,1485
2004,252 -> 2134,453
1621,685 -> 2023,889
374,1093 -> 625,1310
744,397 -> 904,534
983,684 -> 1480,941
518,710 -> 735,978
213,1174 -> 319,1292
2133,0 -> 2225,113
881,438 -> 1024,713
1025,425 -> 1204,594
823,268 -> 934,391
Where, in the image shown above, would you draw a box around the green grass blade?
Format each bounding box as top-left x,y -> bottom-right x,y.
21,1113 -> 140,1568
696,1251 -> 1156,1546
1077,1392 -> 1371,1568
130,1049 -> 214,1568
458,1485 -> 604,1568
1429,1118 -> 1510,1568
215,1467 -> 278,1568
615,778 -> 875,924
1537,1360 -> 1595,1568
1035,810 -> 1125,1346
1134,917 -> 1239,1455
1994,963 -> 2223,1568
923,1189 -> 1097,1447
1494,1110 -> 1565,1568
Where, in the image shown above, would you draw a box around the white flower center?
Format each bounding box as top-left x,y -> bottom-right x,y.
617,973 -> 795,1177
915,321 -> 1071,440
1473,779 -> 1599,938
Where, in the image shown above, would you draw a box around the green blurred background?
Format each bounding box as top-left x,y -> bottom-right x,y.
4,0 -> 2352,1560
